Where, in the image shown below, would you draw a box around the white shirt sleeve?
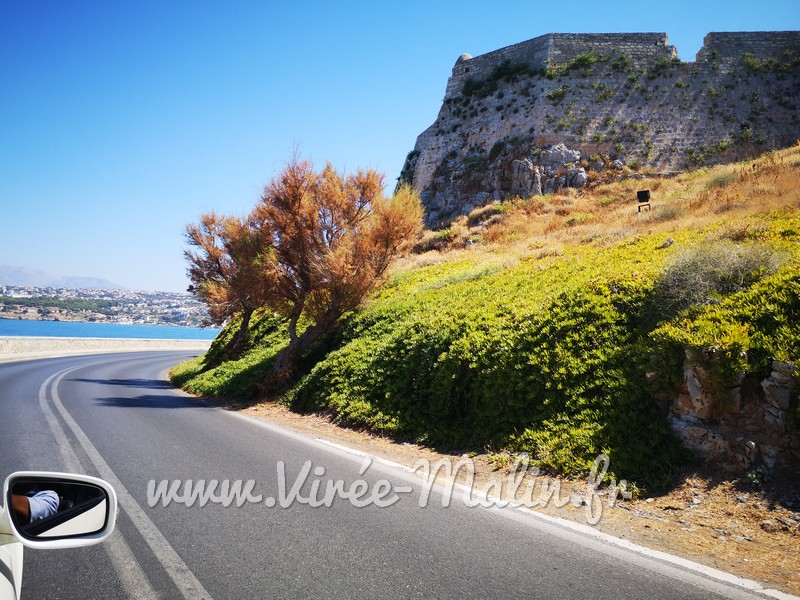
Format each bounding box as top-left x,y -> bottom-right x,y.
27,490 -> 60,521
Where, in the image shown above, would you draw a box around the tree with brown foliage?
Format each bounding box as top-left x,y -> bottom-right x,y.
184,212 -> 273,357
251,159 -> 423,389
184,158 -> 423,387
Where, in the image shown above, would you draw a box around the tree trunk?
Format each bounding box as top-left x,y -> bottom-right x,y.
225,308 -> 253,358
202,309 -> 253,371
259,314 -> 339,393
261,322 -> 325,393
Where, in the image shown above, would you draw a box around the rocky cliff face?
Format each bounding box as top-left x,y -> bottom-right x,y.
659,357 -> 799,472
400,32 -> 800,227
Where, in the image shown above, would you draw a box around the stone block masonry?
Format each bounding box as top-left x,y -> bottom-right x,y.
696,31 -> 800,65
402,32 -> 800,226
447,33 -> 676,98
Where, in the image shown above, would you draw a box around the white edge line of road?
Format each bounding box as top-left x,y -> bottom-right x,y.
38,368 -> 159,600
48,365 -> 213,600
218,407 -> 799,600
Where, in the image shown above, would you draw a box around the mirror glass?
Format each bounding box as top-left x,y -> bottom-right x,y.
7,476 -> 110,540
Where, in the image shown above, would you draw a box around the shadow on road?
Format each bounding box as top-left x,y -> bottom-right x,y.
94,394 -> 211,409
71,377 -> 174,390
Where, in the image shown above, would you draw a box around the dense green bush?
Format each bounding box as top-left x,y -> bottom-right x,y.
285,238 -> 686,489
545,85 -> 570,103
648,217 -> 799,395
171,310 -> 289,397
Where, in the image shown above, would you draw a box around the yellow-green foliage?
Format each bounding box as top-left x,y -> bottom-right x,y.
283,235 -> 696,489
174,207 -> 800,492
171,310 -> 290,397
650,214 -> 800,392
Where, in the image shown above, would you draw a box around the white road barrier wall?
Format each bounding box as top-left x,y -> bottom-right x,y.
0,336 -> 211,362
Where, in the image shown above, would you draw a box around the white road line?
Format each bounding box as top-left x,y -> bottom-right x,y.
38,369 -> 157,600
38,371 -> 86,473
45,366 -> 212,599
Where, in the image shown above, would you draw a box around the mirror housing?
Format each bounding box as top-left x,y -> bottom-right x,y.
2,472 -> 116,549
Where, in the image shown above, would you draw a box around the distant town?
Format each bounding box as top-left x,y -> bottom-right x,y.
0,285 -> 211,328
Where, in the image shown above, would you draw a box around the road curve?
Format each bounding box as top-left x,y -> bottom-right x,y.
0,352 -> 787,599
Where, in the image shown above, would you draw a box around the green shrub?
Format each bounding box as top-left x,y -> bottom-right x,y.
565,212 -> 592,227
595,86 -> 614,102
463,77 -> 490,98
172,311 -> 290,397
742,51 -> 799,76
462,60 -> 533,98
545,85 -> 570,103
612,55 -> 631,71
714,139 -> 732,153
563,51 -> 608,72
648,58 -> 671,79
653,241 -> 786,313
280,239 -> 692,489
707,172 -> 737,189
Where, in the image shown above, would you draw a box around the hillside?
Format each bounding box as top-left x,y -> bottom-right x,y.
0,265 -> 124,289
172,145 -> 800,494
398,32 -> 800,227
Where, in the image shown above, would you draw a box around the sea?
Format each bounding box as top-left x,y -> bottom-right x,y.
0,319 -> 219,340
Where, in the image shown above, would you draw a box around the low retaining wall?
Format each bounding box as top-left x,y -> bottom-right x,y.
0,336 -> 211,363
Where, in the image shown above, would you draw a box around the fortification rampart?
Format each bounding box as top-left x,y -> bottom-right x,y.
403,31 -> 800,226
696,31 -> 800,64
446,33 -> 677,99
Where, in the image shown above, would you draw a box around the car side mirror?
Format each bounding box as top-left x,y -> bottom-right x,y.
2,472 -> 116,549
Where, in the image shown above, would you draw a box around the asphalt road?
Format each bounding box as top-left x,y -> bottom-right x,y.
0,352 -> 785,599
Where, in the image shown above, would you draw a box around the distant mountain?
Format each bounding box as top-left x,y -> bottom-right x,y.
0,265 -> 125,289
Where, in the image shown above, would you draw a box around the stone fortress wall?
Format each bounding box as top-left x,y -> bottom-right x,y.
445,31 -> 798,107
696,31 -> 800,64
446,33 -> 678,98
403,32 -> 800,226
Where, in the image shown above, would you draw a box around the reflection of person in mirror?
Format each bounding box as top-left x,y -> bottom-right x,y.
11,490 -> 60,523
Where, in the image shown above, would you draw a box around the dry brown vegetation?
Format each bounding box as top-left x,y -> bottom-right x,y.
186,159 -> 423,382
411,143 -> 800,263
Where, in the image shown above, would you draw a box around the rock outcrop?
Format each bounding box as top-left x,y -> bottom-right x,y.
663,356 -> 799,472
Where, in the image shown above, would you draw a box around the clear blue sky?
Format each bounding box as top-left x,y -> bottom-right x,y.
2,1 -> 797,292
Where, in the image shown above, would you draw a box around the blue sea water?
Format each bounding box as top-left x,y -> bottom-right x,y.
0,319 -> 219,340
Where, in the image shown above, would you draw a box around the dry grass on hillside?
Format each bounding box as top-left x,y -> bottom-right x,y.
408,143 -> 800,266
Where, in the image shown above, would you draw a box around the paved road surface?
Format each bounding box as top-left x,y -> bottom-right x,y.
0,352 -> 786,599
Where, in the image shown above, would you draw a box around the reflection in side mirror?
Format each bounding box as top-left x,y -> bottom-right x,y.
11,480 -> 106,539
3,472 -> 116,548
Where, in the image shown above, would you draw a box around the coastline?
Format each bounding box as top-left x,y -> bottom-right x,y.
0,336 -> 211,363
